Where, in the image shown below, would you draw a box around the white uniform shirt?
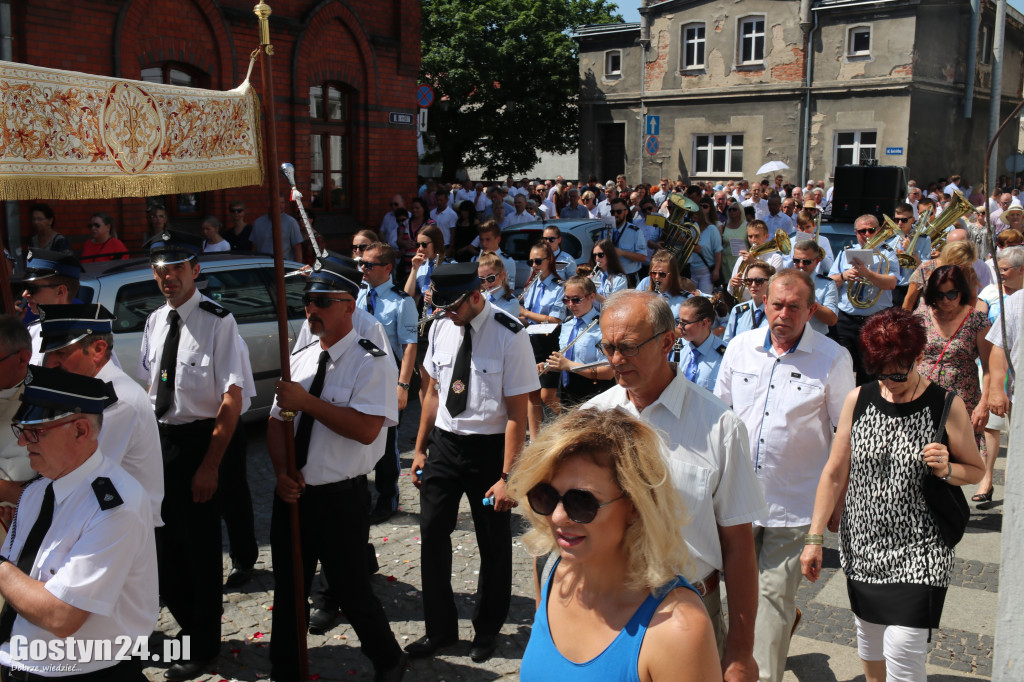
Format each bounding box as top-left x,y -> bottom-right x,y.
27,322 -> 42,366
137,289 -> 255,424
714,327 -> 854,527
0,452 -> 158,675
424,301 -> 539,436
292,308 -> 389,356
271,330 -> 397,485
429,206 -> 458,246
96,361 -> 164,527
584,372 -> 767,580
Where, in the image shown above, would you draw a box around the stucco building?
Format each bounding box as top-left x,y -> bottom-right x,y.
575,0 -> 1024,188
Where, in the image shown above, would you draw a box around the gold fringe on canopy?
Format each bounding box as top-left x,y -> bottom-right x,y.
0,60 -> 264,201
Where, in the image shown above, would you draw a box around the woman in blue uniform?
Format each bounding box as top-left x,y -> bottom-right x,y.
520,242 -> 566,438
588,239 -> 628,306
405,224 -> 447,408
477,252 -> 519,318
636,249 -> 695,318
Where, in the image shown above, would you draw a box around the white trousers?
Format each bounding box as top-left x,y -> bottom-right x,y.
855,615 -> 929,682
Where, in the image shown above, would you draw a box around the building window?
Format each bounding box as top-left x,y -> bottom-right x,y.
693,134 -> 744,175
605,50 -> 622,78
682,23 -> 706,69
141,64 -> 208,218
847,26 -> 871,57
834,131 -> 877,167
309,83 -> 352,212
980,26 -> 991,65
738,16 -> 765,64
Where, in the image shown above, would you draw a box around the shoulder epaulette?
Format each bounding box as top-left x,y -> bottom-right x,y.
716,345 -> 727,356
92,477 -> 124,510
198,300 -> 229,318
292,340 -> 318,356
494,312 -> 523,333
391,286 -> 410,298
737,302 -> 751,313
815,273 -> 830,279
359,338 -> 387,357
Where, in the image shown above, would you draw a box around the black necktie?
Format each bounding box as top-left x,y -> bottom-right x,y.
446,327 -> 472,417
154,309 -> 181,419
293,350 -> 330,470
0,483 -> 54,644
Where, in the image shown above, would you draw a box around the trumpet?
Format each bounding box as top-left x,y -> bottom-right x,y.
540,317 -> 600,374
735,229 -> 791,298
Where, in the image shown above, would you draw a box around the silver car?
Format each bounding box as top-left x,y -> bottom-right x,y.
77,254 -> 307,418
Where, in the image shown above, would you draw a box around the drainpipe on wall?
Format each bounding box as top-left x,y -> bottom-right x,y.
799,0 -> 816,186
639,0 -> 650,184
964,0 -> 980,118
989,0 -> 1007,182
0,0 -> 20,271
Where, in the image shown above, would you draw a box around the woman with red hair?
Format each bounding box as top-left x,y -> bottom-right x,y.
801,307 -> 983,682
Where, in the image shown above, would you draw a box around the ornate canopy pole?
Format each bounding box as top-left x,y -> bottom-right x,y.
253,3 -> 308,677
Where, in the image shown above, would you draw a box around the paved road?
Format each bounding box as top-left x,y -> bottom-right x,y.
143,399 -> 1003,681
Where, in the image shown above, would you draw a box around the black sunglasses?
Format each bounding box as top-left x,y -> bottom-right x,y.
302,294 -> 353,308
611,209 -> 628,215
479,273 -> 498,284
229,208 -> 245,213
855,228 -> 877,235
416,241 -> 433,248
935,289 -> 961,301
593,252 -> 606,258
561,296 -> 584,304
543,236 -> 558,242
793,258 -> 817,266
676,317 -> 705,330
875,372 -> 909,382
528,257 -> 548,266
743,277 -> 770,286
649,271 -> 669,278
526,482 -> 626,524
359,261 -> 387,270
23,283 -> 60,295
353,244 -> 372,252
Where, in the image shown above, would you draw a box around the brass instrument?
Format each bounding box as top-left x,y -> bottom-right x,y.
895,207 -> 934,270
845,219 -> 899,309
661,193 -> 702,271
812,209 -> 825,260
879,214 -> 918,270
540,317 -> 599,374
735,229 -> 791,299
925,190 -> 975,254
417,253 -> 444,334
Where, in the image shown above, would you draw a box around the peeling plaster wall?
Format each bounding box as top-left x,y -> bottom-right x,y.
813,12 -> 916,84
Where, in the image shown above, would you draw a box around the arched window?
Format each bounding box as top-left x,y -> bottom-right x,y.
309,83 -> 353,212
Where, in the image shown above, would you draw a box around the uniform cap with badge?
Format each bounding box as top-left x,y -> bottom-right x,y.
430,262 -> 480,309
36,304 -> 115,354
305,257 -> 361,296
12,365 -> 117,426
149,230 -> 203,266
18,249 -> 82,282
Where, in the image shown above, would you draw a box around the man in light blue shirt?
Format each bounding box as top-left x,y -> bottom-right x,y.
887,202 -> 931,308
605,197 -> 647,285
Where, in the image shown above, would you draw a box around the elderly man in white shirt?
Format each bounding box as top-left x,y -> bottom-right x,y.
585,291 -> 766,682
715,270 -> 854,682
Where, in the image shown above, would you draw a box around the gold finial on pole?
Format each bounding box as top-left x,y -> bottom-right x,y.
254,2 -> 272,51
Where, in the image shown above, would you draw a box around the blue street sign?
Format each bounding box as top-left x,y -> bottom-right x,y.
646,115 -> 660,137
416,84 -> 434,109
885,147 -> 904,156
646,135 -> 659,156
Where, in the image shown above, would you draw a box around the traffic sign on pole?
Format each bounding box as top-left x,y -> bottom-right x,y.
645,135 -> 659,156
645,115 -> 660,137
416,84 -> 435,109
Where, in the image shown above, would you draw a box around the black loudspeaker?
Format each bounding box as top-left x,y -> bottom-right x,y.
831,166 -> 864,221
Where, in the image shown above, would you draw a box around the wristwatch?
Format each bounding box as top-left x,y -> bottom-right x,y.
397,382 -> 411,390
500,472 -> 509,482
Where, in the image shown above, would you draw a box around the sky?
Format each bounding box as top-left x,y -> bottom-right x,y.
617,1 -> 1024,23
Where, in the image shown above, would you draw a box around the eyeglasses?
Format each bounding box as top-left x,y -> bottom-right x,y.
562,296 -> 584,305
743,277 -> 770,286
543,236 -> 558,243
479,274 -> 498,284
792,258 -> 817,266
88,222 -> 104,228
596,330 -> 668,358
593,252 -> 606,258
874,372 -> 910,383
12,418 -> 82,444
416,241 -> 433,249
528,257 -> 548,266
676,317 -> 705,330
390,202 -> 399,207
23,283 -> 60,295
358,261 -> 387,270
352,244 -> 371,252
526,482 -> 626,524
700,203 -> 712,209
229,208 -> 245,213
935,289 -> 961,301
895,217 -> 912,223
642,207 -> 655,213
302,294 -> 353,308
649,271 -> 669,278
855,228 -> 877,235
611,209 -> 628,215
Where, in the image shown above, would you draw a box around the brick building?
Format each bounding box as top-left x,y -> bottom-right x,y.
4,0 -> 421,255
574,0 -> 1024,188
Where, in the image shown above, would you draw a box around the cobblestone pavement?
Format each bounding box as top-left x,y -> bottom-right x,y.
142,398 -> 1002,681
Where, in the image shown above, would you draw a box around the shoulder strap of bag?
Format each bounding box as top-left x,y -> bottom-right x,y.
932,388 -> 955,444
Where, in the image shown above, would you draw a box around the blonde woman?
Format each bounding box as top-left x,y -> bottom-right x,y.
477,252 -> 519,318
511,408 -> 721,682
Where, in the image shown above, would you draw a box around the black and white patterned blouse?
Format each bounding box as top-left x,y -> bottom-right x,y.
840,381 -> 954,588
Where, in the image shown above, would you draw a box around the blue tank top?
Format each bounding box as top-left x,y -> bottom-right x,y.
520,558 -> 701,681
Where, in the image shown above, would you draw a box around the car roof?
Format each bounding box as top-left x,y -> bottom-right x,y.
80,253 -> 301,281
503,218 -> 604,231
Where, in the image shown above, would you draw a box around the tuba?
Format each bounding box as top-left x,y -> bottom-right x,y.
661,193 -> 702,271
735,229 -> 791,299
880,214 -> 918,270
925,190 -> 975,254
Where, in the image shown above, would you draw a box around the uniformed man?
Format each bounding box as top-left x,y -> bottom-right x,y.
38,304 -> 164,527
269,257 -> 406,682
138,230 -> 255,681
16,250 -> 82,366
789,241 -> 839,336
723,262 -> 775,344
605,197 -> 647,287
542,225 -> 578,282
0,318 -> 34,539
828,214 -> 900,383
672,295 -> 727,392
0,367 -> 158,680
888,202 -> 931,307
407,262 -> 538,663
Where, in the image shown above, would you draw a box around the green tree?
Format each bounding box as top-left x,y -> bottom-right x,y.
421,0 -> 622,179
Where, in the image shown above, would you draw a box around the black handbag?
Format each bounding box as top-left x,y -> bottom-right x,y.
921,389 -> 970,548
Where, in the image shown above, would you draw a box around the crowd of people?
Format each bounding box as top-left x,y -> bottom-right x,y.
0,168 -> 1014,682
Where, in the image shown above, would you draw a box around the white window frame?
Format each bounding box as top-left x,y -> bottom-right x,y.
737,15 -> 766,65
681,22 -> 706,70
833,130 -> 878,170
692,134 -> 744,175
605,50 -> 622,78
847,25 -> 871,57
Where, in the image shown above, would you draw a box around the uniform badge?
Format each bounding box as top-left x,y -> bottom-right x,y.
161,369 -> 168,382
24,369 -> 33,385
451,379 -> 466,394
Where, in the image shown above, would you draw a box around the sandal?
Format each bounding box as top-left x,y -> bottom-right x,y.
971,490 -> 993,503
